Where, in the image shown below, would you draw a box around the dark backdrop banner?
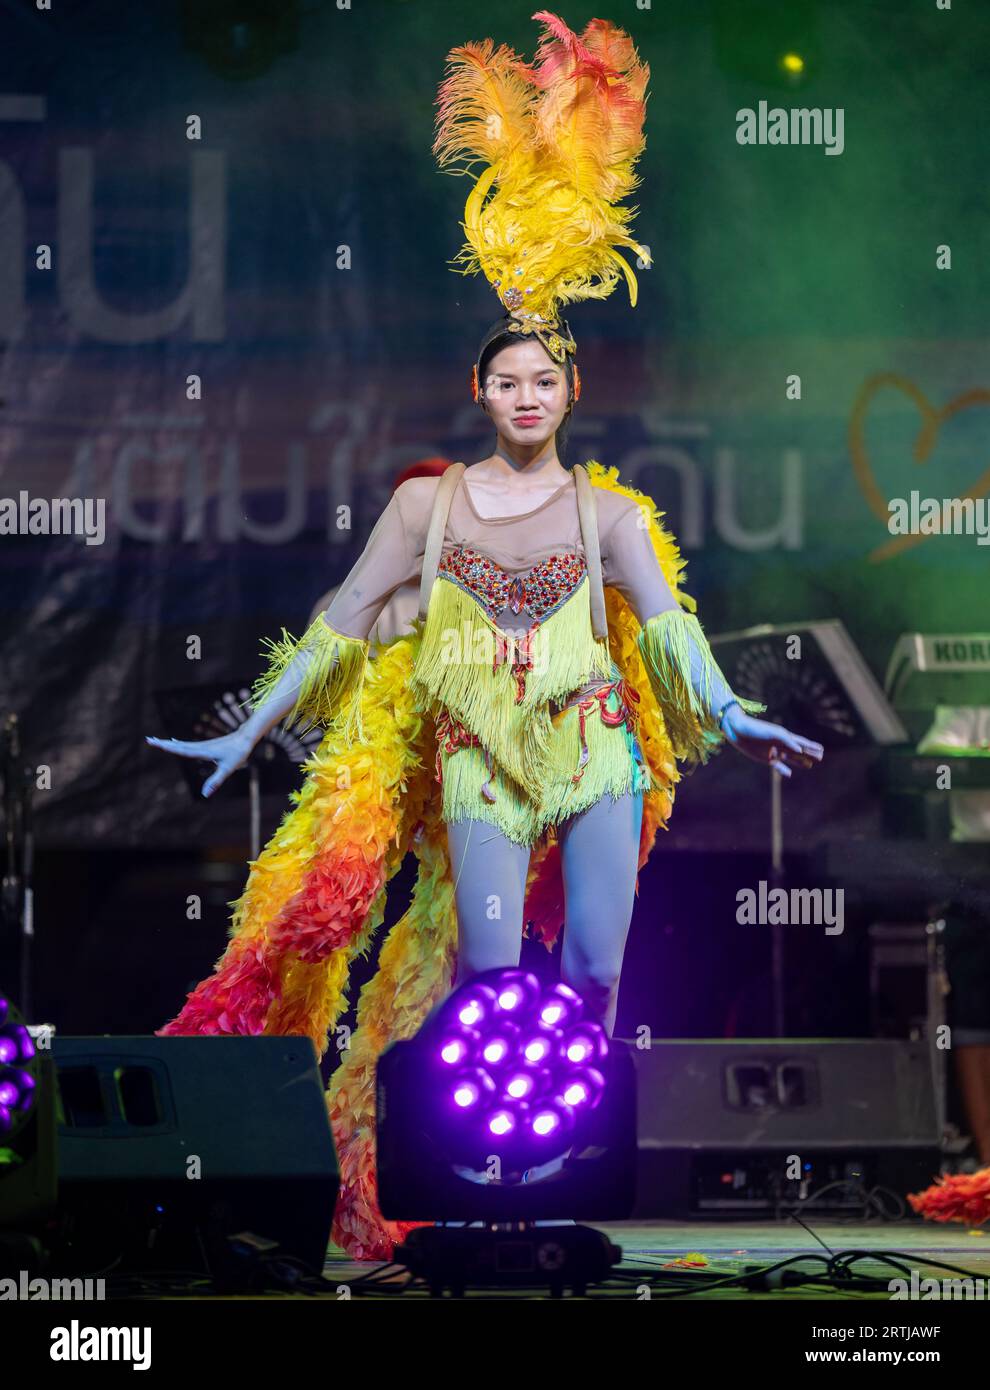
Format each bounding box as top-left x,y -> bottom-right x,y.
0,1 -> 986,847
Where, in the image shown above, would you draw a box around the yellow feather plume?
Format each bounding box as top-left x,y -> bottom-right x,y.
433,11 -> 652,325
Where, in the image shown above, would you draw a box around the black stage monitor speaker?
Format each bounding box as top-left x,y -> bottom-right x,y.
50,1036 -> 338,1277
626,1039 -> 940,1219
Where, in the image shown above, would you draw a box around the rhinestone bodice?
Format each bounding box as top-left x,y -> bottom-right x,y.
437,545 -> 586,623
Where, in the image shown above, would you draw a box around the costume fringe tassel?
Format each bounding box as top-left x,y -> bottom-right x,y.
242,613 -> 369,740
411,573 -> 611,800
638,609 -> 767,767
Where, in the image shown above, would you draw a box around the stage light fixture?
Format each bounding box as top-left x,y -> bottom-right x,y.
0,991 -> 56,1259
376,968 -> 636,1293
0,992 -> 37,1138
423,971 -> 608,1174
377,966 -> 637,1225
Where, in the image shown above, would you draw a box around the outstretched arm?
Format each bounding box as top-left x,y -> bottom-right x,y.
637,605 -> 767,761
602,503 -> 764,762
240,615 -> 369,740
603,502 -> 822,775
147,484 -> 424,793
240,485 -> 422,738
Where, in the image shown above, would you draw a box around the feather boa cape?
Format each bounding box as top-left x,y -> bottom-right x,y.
156,464 -> 697,1262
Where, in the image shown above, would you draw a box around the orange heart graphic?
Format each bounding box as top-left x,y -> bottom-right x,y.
848,373 -> 990,561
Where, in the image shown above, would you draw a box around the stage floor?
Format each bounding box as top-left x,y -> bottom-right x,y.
325,1219 -> 990,1299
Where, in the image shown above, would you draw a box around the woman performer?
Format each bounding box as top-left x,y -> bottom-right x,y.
146,12 -> 823,1260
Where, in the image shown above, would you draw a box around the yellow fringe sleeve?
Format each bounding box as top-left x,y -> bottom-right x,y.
638,608 -> 767,767
243,613 -> 369,739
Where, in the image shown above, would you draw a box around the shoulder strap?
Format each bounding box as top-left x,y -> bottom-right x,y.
417,461 -> 467,622
574,463 -> 608,640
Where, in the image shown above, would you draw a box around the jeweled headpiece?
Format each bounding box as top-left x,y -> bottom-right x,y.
433,10 -> 652,401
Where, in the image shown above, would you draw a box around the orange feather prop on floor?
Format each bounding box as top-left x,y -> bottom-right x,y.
908,1169 -> 990,1228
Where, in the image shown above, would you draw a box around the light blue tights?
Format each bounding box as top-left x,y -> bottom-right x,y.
446,790 -> 644,1037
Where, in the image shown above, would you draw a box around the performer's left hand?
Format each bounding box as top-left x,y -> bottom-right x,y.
722,707 -> 824,778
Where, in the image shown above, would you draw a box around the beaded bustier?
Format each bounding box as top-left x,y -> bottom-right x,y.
437,545 -> 586,623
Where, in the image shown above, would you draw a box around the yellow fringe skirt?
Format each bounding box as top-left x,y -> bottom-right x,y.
434,671 -> 653,847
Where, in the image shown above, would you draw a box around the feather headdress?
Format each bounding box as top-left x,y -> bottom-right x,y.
433,10 -> 652,367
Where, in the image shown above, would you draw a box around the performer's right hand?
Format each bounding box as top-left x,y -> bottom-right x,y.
145,726 -> 256,798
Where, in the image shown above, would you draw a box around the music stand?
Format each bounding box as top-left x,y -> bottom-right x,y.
710,619 -> 910,1035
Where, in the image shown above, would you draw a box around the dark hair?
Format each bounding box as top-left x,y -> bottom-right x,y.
477,325 -> 577,465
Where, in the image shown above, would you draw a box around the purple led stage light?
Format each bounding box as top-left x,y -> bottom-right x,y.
522,1034 -> 555,1064
453,982 -> 499,1031
504,1071 -> 537,1100
487,1109 -> 516,1137
424,968 -> 609,1169
0,994 -> 38,1138
478,1020 -> 521,1069
439,1037 -> 470,1066
448,1067 -> 497,1111
537,982 -> 581,1030
559,1067 -> 605,1109
563,1026 -> 608,1066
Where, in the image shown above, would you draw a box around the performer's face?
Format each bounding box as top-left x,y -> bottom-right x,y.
481,340 -> 570,447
